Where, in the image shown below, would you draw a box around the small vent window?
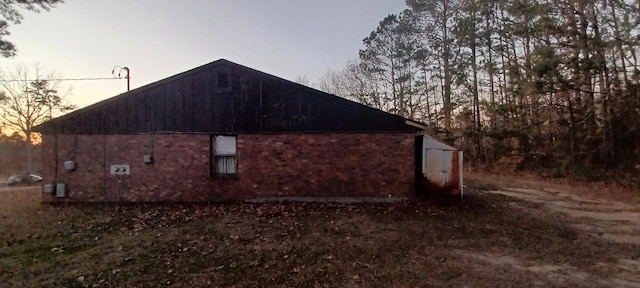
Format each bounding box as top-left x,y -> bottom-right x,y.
217,72 -> 230,89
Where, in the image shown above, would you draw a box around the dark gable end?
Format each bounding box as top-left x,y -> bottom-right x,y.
34,59 -> 423,135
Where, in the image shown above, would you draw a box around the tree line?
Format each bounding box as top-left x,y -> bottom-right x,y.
319,0 -> 640,177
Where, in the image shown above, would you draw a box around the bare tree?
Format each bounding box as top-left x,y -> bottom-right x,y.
294,75 -> 311,86
319,60 -> 385,110
0,63 -> 74,173
318,68 -> 343,96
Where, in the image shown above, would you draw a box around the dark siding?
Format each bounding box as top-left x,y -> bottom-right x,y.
134,93 -> 146,133
126,96 -> 137,133
203,69 -> 214,132
141,92 -> 150,132
38,59 -> 420,135
174,79 -> 184,132
152,86 -> 165,131
117,102 -> 126,133
163,82 -> 175,132
182,76 -> 194,132
193,70 -> 208,132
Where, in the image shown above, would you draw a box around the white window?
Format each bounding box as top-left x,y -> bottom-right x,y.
214,135 -> 237,175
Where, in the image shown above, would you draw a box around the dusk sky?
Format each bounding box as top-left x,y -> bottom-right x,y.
4,1 -> 408,109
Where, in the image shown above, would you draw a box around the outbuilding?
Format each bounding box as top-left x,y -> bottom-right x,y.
34,59 -> 461,202
416,134 -> 463,198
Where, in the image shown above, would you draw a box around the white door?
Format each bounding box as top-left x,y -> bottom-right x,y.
424,149 -> 460,191
425,149 -> 445,186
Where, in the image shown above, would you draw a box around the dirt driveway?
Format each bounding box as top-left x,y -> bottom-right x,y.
472,185 -> 640,287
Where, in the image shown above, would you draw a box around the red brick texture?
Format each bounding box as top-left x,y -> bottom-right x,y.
40,133 -> 416,202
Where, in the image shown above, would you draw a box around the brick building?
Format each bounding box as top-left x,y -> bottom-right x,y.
34,59 -> 433,202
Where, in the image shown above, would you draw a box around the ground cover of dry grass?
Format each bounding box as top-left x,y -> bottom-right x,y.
1,179 -> 639,287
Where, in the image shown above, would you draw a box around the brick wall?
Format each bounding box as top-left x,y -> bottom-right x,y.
40,133 -> 415,202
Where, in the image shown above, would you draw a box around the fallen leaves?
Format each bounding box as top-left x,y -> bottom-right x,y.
1,198 -> 469,287
48,200 -> 447,239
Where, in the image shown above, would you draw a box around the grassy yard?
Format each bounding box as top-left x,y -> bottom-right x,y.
1,180 -> 638,287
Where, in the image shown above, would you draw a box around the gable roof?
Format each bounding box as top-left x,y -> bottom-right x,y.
35,59 -> 425,134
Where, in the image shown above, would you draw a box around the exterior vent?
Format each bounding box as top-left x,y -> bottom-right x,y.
143,154 -> 153,164
217,72 -> 229,88
216,71 -> 232,92
64,160 -> 76,171
55,183 -> 66,198
43,184 -> 54,194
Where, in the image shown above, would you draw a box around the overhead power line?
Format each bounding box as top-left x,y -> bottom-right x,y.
0,77 -> 124,82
